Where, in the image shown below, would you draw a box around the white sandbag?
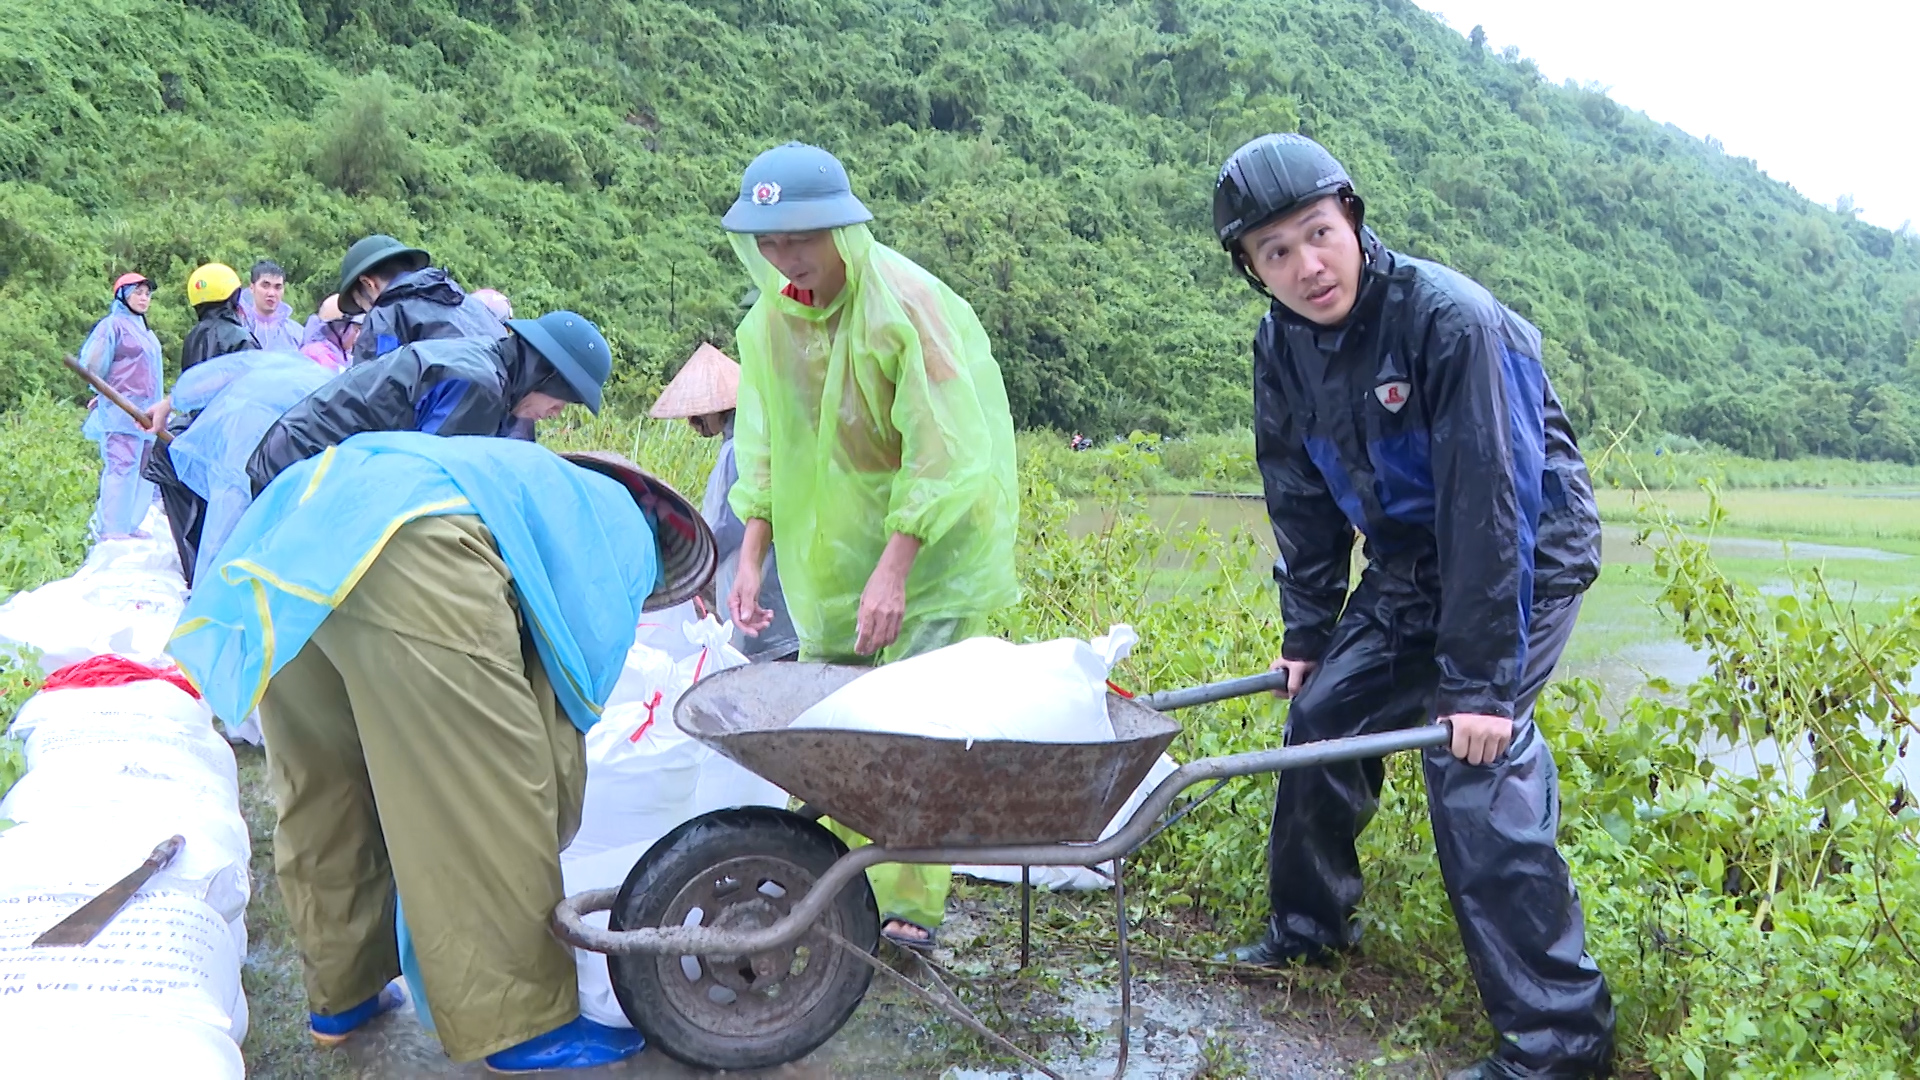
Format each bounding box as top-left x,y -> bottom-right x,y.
605,641 -> 680,712
0,571 -> 186,674
574,615 -> 760,855
791,625 -> 1138,744
674,615 -> 751,686
560,841 -> 657,1029
23,708 -> 238,790
569,703 -> 706,858
688,751 -> 789,816
1,755 -> 241,823
80,523 -> 184,578
0,891 -> 247,1042
0,813 -> 252,923
631,600 -> 704,661
956,753 -> 1180,890
8,680 -> 215,744
3,1015 -> 245,1080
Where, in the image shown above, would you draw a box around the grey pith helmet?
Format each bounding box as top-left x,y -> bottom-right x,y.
721,142 -> 873,234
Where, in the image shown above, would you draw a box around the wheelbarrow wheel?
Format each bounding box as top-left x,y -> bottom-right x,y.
607,806 -> 880,1071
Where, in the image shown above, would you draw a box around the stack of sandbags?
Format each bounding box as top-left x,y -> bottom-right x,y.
562,611 -> 788,1029
0,516 -> 251,1078
0,506 -> 185,676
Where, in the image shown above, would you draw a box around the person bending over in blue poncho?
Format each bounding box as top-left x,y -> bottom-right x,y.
169,433 -> 709,1071
244,310 -> 611,495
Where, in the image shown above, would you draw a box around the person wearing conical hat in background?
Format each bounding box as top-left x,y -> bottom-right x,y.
336,234 -> 507,365
651,342 -> 799,662
721,142 -> 1020,950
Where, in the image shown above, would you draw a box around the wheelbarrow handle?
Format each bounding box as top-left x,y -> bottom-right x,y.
1136,670 -> 1290,713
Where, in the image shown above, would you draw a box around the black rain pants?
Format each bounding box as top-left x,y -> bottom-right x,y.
140,438 -> 206,589
1266,577 -> 1614,1074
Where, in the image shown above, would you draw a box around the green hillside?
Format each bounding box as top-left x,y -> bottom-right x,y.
4,0 -> 1918,458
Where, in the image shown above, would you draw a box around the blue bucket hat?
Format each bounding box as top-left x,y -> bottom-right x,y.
721,142 -> 874,234
508,311 -> 612,414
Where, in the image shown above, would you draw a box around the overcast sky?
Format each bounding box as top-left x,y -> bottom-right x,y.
1417,1 -> 1920,232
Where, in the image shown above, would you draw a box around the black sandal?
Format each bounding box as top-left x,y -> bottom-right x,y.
881,918 -> 938,953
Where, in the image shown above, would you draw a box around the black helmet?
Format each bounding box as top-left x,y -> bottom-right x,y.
1212,134 -> 1363,253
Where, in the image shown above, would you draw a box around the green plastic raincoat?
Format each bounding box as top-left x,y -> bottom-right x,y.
728,225 -> 1018,661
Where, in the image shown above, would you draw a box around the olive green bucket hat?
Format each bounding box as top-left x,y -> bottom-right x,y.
337,234 -> 429,314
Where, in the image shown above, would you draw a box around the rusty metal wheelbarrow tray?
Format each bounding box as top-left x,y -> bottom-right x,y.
672,663 -> 1180,848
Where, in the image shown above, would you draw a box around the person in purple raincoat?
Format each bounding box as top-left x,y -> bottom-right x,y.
78,272 -> 166,538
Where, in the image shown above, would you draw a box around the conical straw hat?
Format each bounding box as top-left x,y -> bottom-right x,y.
650,343 -> 741,418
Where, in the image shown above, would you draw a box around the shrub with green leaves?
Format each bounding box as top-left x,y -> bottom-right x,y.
1022,458 -> 1920,1074
1,396 -> 97,597
4,0 -> 1919,455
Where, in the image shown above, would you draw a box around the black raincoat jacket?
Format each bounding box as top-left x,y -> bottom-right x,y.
181,302 -> 260,371
352,267 -> 508,365
1252,230 -> 1614,1075
1257,229 -> 1601,719
248,336 -> 541,494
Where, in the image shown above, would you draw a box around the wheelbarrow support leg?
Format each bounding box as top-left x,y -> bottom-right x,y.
1113,855 -> 1130,1079
1020,865 -> 1032,970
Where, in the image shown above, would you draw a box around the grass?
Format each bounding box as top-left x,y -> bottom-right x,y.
539,410 -> 719,497
237,745 -> 353,1079
1025,427 -> 1920,501
1059,482 -> 1919,698
1594,485 -> 1920,551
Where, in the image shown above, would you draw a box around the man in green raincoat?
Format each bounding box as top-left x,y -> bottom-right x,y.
722,142 -> 1019,948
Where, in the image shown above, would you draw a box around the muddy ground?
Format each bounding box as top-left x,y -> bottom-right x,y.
236,747 -> 1460,1079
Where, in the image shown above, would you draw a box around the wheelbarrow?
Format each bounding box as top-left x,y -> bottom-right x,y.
553,663 -> 1451,1076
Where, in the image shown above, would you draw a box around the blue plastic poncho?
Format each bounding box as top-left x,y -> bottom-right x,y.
168,433 -> 659,730
167,351 -> 335,585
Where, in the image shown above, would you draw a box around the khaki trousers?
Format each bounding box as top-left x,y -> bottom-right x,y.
260,515 -> 586,1062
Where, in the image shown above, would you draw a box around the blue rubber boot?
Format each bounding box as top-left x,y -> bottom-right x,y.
485,1017 -> 646,1073
309,982 -> 405,1046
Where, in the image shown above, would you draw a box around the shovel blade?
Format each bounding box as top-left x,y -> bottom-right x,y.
31,835 -> 184,947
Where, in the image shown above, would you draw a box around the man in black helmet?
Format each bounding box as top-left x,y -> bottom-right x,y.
1211,133 -> 1613,1080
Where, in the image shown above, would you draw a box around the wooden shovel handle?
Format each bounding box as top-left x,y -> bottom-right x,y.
63,355 -> 172,444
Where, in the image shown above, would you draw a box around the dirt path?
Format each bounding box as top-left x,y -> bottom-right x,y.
237,746 -> 1425,1079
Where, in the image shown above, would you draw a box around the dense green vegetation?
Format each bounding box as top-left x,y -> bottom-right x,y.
4,0 -> 1919,457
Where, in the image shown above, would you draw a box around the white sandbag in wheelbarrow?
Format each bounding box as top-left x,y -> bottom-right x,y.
790,626 -> 1138,744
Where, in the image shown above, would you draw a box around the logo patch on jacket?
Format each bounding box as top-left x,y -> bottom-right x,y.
1374,380 -> 1411,413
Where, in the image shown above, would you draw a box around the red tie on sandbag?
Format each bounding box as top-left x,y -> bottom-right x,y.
39,655 -> 202,699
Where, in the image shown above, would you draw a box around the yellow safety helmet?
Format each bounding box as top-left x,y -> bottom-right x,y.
187,263 -> 243,307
